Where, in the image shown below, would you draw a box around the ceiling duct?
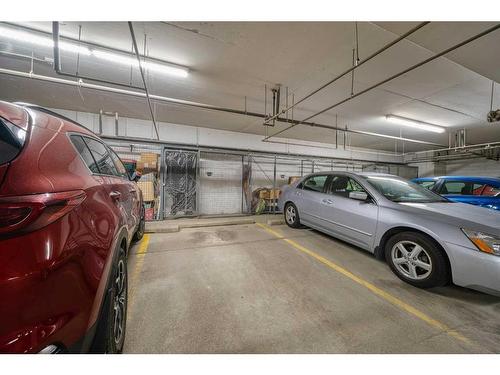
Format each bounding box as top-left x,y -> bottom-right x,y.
487,81 -> 499,123
487,109 -> 500,123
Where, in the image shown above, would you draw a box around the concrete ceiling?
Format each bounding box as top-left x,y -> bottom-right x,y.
0,21 -> 499,152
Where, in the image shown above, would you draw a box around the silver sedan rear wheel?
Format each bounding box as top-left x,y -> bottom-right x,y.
391,240 -> 432,280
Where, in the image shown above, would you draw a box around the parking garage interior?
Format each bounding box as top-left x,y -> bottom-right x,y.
1,5 -> 500,364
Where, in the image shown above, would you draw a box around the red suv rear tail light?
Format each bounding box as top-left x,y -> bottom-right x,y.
0,190 -> 86,236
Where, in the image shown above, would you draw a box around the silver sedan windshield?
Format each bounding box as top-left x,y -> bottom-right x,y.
365,176 -> 448,203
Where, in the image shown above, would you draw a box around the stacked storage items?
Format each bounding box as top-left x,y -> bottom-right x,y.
251,188 -> 282,214
136,153 -> 160,221
251,176 -> 301,214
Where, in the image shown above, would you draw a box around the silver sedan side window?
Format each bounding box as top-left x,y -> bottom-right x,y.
302,175 -> 328,192
329,176 -> 366,198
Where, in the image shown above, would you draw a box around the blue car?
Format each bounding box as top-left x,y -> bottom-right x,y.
412,176 -> 500,211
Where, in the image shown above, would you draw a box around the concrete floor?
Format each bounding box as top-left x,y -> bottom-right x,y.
124,223 -> 500,353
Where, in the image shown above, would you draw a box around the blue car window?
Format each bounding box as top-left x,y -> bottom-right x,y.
417,180 -> 436,190
482,185 -> 500,197
441,181 -> 485,195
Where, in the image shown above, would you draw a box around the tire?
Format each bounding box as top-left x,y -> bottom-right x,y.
133,205 -> 145,242
93,245 -> 128,353
284,202 -> 301,228
385,231 -> 450,289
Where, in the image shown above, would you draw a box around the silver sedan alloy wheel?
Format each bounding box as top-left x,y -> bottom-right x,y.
285,205 -> 296,225
391,240 -> 433,280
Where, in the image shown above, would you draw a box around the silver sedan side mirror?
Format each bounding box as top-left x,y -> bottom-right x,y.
349,191 -> 368,201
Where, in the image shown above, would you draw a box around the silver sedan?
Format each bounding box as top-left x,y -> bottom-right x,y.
278,172 -> 500,296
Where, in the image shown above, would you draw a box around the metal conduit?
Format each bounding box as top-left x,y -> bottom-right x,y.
98,135 -> 404,164
262,138 -> 404,157
263,21 -> 430,125
405,141 -> 500,156
0,67 -> 443,146
128,21 -> 160,139
265,23 -> 500,141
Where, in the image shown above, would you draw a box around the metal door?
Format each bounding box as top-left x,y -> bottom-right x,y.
163,149 -> 198,218
198,152 -> 243,215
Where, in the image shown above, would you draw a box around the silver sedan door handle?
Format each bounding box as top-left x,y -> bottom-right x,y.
322,198 -> 334,205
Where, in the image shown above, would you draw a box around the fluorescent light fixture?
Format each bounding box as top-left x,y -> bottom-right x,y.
92,49 -> 188,78
58,41 -> 91,55
385,114 -> 446,134
0,25 -> 188,78
92,49 -> 137,65
0,25 -> 91,55
143,60 -> 189,78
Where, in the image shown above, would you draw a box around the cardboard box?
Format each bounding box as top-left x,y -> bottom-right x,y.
258,190 -> 269,199
288,176 -> 301,185
258,188 -> 281,200
136,153 -> 159,173
145,207 -> 155,221
269,188 -> 281,199
137,181 -> 155,202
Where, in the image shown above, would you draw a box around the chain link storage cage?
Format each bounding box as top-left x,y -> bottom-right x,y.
163,149 -> 198,218
106,140 -> 163,221
198,152 -> 244,216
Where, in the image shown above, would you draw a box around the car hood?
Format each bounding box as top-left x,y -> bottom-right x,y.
398,201 -> 500,236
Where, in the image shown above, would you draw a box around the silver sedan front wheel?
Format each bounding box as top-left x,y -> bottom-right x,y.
284,203 -> 300,228
385,232 -> 449,288
285,205 -> 296,225
391,240 -> 432,280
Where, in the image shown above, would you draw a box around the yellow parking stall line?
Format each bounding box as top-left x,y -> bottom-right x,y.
256,223 -> 472,345
128,234 -> 150,306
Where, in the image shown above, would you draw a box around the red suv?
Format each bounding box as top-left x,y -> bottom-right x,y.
0,101 -> 145,353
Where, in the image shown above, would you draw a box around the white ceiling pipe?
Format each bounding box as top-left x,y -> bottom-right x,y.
405,141 -> 500,156
0,67 -> 443,147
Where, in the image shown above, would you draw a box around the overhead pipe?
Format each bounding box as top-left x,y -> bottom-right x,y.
263,21 -> 430,125
52,22 -> 61,72
100,134 -> 405,165
405,142 -> 500,163
405,141 -> 500,156
128,21 -> 160,140
265,23 -> 500,140
4,21 -> 440,146
0,67 -> 443,147
271,88 -> 276,126
406,151 -> 499,163
275,87 -> 280,123
0,50 -> 50,64
262,138 -> 404,157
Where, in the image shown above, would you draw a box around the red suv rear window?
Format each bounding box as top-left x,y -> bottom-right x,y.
0,117 -> 27,165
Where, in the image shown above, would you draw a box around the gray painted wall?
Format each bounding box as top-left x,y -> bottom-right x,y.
412,158 -> 500,177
